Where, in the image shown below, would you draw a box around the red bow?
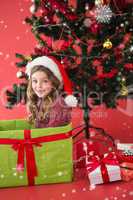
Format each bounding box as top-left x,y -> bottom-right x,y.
12,130 -> 42,186
86,153 -> 119,183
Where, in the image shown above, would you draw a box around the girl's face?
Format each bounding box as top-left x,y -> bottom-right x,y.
31,70 -> 53,98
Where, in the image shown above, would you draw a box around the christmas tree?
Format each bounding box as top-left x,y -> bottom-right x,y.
6,0 -> 133,110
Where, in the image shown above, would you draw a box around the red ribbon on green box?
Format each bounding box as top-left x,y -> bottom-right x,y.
86,152 -> 119,183
0,129 -> 72,186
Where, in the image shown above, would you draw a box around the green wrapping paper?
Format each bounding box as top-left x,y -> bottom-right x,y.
0,119 -> 73,188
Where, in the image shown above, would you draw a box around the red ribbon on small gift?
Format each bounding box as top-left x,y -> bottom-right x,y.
86,152 -> 119,183
0,129 -> 72,186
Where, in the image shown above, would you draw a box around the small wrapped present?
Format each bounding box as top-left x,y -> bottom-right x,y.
117,143 -> 133,151
86,152 -> 121,185
120,162 -> 133,182
75,139 -> 99,168
0,119 -> 73,188
116,143 -> 133,163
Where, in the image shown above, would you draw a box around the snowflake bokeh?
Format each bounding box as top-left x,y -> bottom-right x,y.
95,5 -> 113,24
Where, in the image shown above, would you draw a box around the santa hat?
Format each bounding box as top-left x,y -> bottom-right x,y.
25,56 -> 78,107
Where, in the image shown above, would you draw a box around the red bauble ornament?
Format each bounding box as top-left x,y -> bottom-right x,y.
68,0 -> 77,9
34,46 -> 50,55
123,33 -> 131,44
97,65 -> 103,75
124,63 -> 133,70
93,59 -> 101,67
90,22 -> 101,34
118,43 -> 125,50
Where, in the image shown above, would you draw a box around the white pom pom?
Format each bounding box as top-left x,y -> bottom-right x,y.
83,18 -> 92,27
16,71 -> 23,78
64,95 -> 78,107
30,4 -> 36,14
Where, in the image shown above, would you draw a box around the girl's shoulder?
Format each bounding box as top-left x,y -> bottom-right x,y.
52,95 -> 70,109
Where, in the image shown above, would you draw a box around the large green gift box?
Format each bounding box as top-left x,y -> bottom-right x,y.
0,119 -> 73,188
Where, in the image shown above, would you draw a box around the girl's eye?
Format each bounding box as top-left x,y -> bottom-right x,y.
43,79 -> 48,83
32,80 -> 37,83
32,79 -> 49,83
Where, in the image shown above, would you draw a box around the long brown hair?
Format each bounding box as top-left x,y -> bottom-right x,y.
26,65 -> 61,125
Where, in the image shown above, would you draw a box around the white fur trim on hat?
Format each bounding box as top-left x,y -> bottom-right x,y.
25,56 -> 62,82
64,95 -> 78,107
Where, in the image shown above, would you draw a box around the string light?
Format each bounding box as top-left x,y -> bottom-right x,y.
85,3 -> 89,11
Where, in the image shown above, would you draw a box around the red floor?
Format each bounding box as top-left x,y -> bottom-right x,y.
0,178 -> 133,200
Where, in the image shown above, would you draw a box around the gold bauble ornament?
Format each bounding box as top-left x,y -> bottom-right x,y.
95,0 -> 102,5
95,0 -> 111,5
120,86 -> 128,96
24,56 -> 32,61
103,39 -> 112,49
120,77 -> 128,96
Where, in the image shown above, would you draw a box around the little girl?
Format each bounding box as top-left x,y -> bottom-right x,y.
26,56 -> 77,128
